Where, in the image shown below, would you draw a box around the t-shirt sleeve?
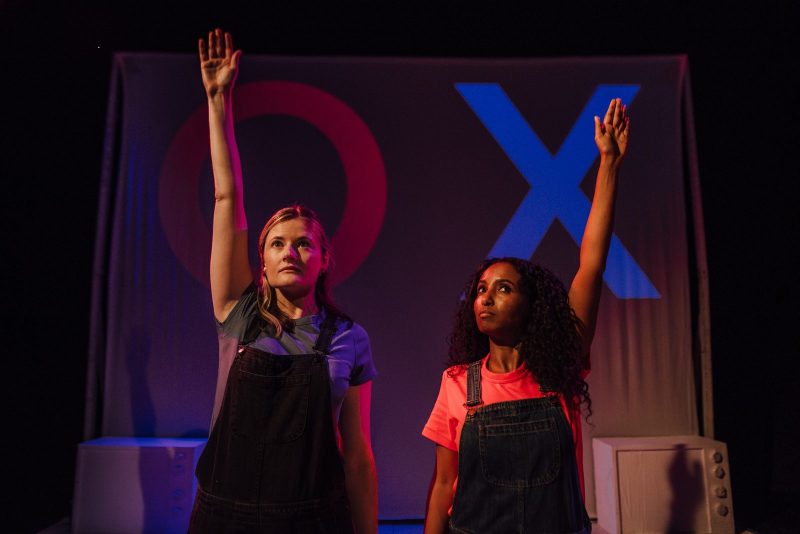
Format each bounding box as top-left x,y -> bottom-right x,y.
216,283 -> 259,340
422,371 -> 459,451
348,323 -> 377,386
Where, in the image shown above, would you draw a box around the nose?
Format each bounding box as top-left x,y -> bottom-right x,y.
283,246 -> 298,260
480,293 -> 493,306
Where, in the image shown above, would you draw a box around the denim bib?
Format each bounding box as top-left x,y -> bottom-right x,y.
449,360 -> 590,534
191,313 -> 353,533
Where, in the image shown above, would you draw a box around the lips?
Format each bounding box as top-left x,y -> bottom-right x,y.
279,266 -> 302,274
478,311 -> 494,318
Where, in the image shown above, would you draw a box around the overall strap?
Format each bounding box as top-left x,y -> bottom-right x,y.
465,360 -> 484,407
313,312 -> 339,355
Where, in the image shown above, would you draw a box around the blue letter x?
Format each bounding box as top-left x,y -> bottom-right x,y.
455,83 -> 660,299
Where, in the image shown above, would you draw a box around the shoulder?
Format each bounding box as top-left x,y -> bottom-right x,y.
342,319 -> 369,339
326,316 -> 378,384
444,357 -> 482,381
217,283 -> 260,339
323,315 -> 372,360
328,315 -> 370,346
427,366 -> 468,423
217,283 -> 258,321
439,365 -> 468,394
444,364 -> 468,379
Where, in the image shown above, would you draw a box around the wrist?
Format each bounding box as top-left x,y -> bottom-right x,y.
207,92 -> 234,119
599,154 -> 623,171
207,90 -> 231,105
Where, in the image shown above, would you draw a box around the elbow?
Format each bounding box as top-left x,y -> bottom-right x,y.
434,473 -> 457,489
344,448 -> 376,474
214,190 -> 234,203
432,462 -> 457,489
577,252 -> 607,275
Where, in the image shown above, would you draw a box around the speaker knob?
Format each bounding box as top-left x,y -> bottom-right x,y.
714,486 -> 727,498
712,451 -> 724,463
716,504 -> 729,517
714,466 -> 726,479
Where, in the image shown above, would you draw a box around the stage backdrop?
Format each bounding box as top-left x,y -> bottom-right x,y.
87,53 -> 706,517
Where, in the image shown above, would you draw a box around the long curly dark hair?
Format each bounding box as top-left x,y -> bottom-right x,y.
447,257 -> 591,413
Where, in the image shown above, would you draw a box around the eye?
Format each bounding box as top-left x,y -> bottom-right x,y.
297,239 -> 312,249
270,239 -> 284,248
499,284 -> 512,293
476,285 -> 486,294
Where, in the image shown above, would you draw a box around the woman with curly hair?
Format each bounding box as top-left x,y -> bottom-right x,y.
189,30 -> 377,533
423,98 -> 630,533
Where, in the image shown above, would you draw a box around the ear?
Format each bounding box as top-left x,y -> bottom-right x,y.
321,250 -> 331,272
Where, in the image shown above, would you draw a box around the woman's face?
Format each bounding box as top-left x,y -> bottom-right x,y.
473,262 -> 529,344
262,218 -> 328,299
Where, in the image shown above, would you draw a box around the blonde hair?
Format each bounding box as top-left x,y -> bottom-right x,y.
256,204 -> 339,336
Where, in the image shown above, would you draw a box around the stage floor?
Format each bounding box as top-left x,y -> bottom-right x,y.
39,517 -> 426,533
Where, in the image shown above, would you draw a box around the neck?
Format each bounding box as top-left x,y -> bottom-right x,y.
275,289 -> 318,319
487,339 -> 522,373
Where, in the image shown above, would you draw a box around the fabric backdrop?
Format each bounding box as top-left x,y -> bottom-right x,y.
87,53 -> 704,517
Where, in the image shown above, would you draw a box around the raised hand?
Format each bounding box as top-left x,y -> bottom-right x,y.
594,98 -> 630,161
570,98 -> 631,356
198,29 -> 242,98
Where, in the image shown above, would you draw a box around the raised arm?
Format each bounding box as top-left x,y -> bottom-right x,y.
198,29 -> 252,322
569,98 -> 630,355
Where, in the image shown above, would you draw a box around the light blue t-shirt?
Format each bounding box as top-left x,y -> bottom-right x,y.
211,284 -> 377,428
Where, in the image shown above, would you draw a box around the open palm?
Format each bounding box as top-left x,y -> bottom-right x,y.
594,98 -> 630,160
198,29 -> 241,98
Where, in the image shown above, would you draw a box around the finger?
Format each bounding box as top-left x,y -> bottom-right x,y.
613,98 -> 623,126
618,107 -> 629,133
231,49 -> 242,71
198,38 -> 207,62
225,32 -> 233,59
215,28 -> 223,58
603,99 -> 615,125
207,31 -> 215,58
594,115 -> 602,138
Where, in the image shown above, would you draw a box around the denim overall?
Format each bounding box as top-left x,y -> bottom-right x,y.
449,360 -> 590,534
190,314 -> 353,533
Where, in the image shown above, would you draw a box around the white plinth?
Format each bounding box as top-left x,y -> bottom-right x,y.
72,437 -> 206,534
593,435 -> 734,534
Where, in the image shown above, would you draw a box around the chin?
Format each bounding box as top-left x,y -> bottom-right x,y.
273,279 -> 315,294
273,272 -> 303,283
476,324 -> 494,336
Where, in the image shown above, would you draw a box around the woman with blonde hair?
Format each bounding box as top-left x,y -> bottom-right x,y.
189,29 -> 377,533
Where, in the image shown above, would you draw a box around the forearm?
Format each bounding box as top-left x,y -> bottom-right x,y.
424,481 -> 453,534
570,156 -> 621,347
579,156 -> 621,275
344,454 -> 378,534
208,93 -> 246,231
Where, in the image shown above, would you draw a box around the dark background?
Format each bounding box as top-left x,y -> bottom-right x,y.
2,2 -> 796,532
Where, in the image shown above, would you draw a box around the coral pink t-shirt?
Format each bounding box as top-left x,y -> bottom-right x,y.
422,355 -> 586,497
